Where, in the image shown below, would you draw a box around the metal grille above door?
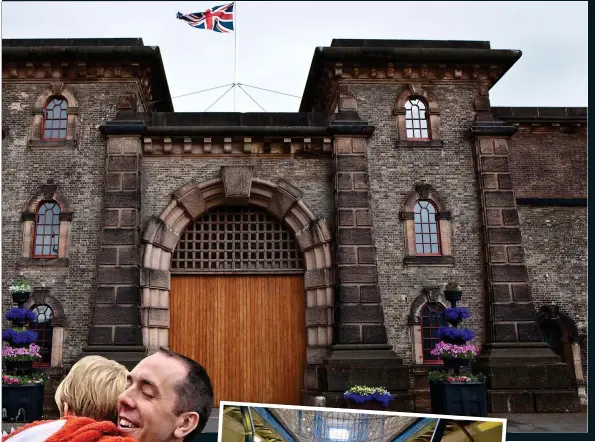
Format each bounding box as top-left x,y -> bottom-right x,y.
171,206 -> 304,273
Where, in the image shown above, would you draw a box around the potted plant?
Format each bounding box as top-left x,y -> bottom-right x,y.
428,285 -> 488,417
9,279 -> 32,306
2,293 -> 45,423
343,386 -> 393,411
443,281 -> 462,306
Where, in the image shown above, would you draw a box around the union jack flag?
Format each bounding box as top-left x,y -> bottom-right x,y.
176,3 -> 235,33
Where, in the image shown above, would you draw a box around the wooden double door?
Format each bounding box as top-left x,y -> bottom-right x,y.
169,274 -> 306,407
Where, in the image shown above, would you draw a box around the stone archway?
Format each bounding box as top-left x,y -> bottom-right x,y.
140,166 -> 334,366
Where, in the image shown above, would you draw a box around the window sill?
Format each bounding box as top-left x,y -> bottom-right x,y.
28,140 -> 77,149
18,257 -> 69,267
404,255 -> 455,266
396,140 -> 444,149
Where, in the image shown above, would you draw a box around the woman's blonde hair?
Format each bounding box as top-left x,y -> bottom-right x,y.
54,355 -> 128,422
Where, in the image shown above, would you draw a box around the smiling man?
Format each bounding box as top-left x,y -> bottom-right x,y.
117,348 -> 214,442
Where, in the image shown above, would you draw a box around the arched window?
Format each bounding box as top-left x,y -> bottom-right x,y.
29,304 -> 54,367
414,200 -> 441,255
405,97 -> 429,140
420,302 -> 446,363
42,97 -> 68,140
33,201 -> 61,258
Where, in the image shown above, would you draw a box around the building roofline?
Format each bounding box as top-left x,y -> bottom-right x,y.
2,41 -> 173,112
299,45 -> 522,111
491,106 -> 588,123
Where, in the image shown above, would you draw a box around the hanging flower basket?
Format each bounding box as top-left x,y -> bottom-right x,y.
9,280 -> 32,305
443,281 -> 462,305
5,308 -> 37,327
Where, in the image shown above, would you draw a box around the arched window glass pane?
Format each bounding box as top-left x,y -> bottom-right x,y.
42,97 -> 68,140
405,98 -> 430,140
33,201 -> 60,258
414,200 -> 441,255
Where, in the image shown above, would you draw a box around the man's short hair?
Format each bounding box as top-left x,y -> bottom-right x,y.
55,355 -> 128,422
157,348 -> 214,439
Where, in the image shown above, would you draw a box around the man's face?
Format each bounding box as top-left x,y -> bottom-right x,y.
117,352 -> 197,442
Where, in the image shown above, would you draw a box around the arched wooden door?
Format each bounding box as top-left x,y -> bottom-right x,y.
169,207 -> 306,407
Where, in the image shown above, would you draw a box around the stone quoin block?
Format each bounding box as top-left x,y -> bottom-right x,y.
337,246 -> 357,265
491,265 -> 528,282
336,156 -> 367,172
502,209 -> 519,226
337,191 -> 370,208
488,228 -> 522,244
337,285 -> 360,303
363,325 -> 387,343
337,304 -> 384,323
493,303 -> 537,322
485,191 -> 515,208
338,228 -> 372,245
337,325 -> 362,343
104,191 -> 140,209
107,155 -> 138,171
337,266 -> 378,284
116,286 -> 140,304
93,306 -> 139,325
511,284 -> 532,301
481,157 -> 509,172
360,286 -> 380,303
338,210 -> 355,226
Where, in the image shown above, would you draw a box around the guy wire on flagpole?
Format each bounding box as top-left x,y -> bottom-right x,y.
233,1 -> 237,112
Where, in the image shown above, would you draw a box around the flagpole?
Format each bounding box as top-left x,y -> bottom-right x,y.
233,1 -> 237,112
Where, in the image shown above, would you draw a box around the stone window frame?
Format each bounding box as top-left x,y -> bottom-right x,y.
24,289 -> 66,368
408,287 -> 449,366
393,85 -> 443,148
401,184 -> 454,266
29,83 -> 78,149
20,184 -> 72,267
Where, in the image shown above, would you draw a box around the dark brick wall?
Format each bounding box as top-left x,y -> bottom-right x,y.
509,129 -> 587,198
518,206 -> 588,381
344,83 -> 486,365
2,81 -> 138,367
140,157 -> 334,228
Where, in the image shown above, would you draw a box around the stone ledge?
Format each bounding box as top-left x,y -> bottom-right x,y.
18,257 -> 69,267
403,255 -> 455,266
27,139 -> 77,149
396,139 -> 444,149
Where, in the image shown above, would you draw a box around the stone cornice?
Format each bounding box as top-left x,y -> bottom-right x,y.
2,46 -> 173,112
140,136 -> 335,156
300,46 -> 521,112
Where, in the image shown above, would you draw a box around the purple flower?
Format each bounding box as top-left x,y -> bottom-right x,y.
2,329 -> 38,345
444,307 -> 470,322
438,326 -> 475,342
5,308 -> 36,323
430,342 -> 479,359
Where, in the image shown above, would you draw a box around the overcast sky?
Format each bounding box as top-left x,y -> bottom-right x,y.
1,1 -> 589,113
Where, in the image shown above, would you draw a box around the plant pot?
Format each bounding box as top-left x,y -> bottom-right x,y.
442,358 -> 470,371
429,381 -> 488,417
444,290 -> 462,305
2,383 -> 45,422
346,399 -> 389,411
11,291 -> 31,306
5,360 -> 34,372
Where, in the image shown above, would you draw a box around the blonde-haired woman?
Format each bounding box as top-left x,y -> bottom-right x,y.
3,356 -> 137,442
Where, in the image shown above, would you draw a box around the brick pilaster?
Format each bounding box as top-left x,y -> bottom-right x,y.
471,118 -> 578,412
317,94 -> 412,412
87,135 -> 142,348
474,136 -> 542,343
334,136 -> 387,345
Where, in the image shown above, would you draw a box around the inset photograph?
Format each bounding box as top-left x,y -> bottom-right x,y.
219,403 -> 506,442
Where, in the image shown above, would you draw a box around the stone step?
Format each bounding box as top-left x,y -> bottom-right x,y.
489,389 -> 579,413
